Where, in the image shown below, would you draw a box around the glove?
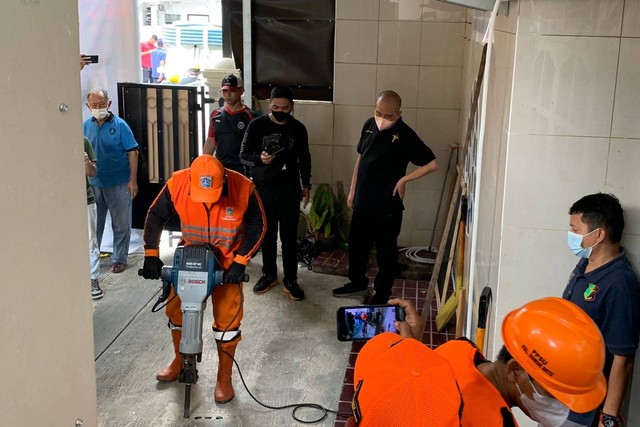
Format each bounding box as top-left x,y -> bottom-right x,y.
224,261 -> 246,284
141,256 -> 164,280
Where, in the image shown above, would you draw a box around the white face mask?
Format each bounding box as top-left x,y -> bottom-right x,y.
91,108 -> 109,120
516,376 -> 569,427
374,116 -> 395,131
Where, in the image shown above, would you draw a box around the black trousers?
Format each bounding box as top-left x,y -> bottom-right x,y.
142,67 -> 152,83
348,207 -> 403,300
257,178 -> 300,282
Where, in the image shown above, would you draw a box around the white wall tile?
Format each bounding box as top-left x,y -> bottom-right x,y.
293,102 -> 334,146
378,21 -> 422,65
494,0 -> 519,35
495,227 -> 578,321
623,0 -> 640,37
334,105 -> 374,147
335,20 -> 379,64
421,0 -> 467,22
605,138 -> 640,235
376,65 -> 421,108
408,189 -> 441,231
519,0 -> 623,36
417,66 -> 462,109
502,134 -> 609,230
309,144 -> 333,185
333,145 -> 359,186
416,109 -> 461,151
336,0 -> 379,20
420,23 -> 465,66
612,38 -> 640,139
380,0 -> 422,21
510,35 -> 619,137
401,107 -> 418,130
334,63 -> 378,106
406,149 -> 449,192
623,234 -> 640,274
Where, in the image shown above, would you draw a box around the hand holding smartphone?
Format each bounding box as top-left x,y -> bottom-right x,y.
337,304 -> 406,341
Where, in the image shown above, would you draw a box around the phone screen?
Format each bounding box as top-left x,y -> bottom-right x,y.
336,305 -> 405,341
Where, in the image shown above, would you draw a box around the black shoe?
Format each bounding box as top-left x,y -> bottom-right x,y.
332,282 -> 369,298
253,275 -> 278,294
368,293 -> 392,305
283,280 -> 305,301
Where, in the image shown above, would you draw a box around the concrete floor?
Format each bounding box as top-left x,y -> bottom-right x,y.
93,244 -> 358,427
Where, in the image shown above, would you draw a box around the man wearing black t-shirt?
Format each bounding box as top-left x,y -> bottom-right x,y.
204,74 -> 257,175
332,90 -> 438,304
240,86 -> 312,301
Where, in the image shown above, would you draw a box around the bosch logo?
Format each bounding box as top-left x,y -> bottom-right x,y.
187,279 -> 206,284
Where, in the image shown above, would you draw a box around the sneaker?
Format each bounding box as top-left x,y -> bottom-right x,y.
91,279 -> 104,300
253,275 -> 278,294
332,282 -> 369,298
283,280 -> 305,301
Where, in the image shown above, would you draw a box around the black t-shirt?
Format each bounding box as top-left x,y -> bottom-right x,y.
239,114 -> 312,190
208,106 -> 257,173
354,117 -> 435,212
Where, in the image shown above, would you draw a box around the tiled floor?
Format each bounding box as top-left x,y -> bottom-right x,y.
310,250 -> 457,427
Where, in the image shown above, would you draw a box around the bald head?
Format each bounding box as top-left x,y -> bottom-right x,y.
376,90 -> 402,112
374,90 -> 402,131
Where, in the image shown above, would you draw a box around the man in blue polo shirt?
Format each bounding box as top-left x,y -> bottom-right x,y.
84,88 -> 139,274
332,90 -> 438,304
563,193 -> 640,427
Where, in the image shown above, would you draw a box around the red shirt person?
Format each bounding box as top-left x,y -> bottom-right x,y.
140,34 -> 157,83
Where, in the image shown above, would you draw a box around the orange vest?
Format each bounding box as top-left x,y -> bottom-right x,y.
435,340 -> 518,427
168,168 -> 254,269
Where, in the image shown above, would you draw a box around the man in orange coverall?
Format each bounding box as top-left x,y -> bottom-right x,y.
141,154 -> 266,404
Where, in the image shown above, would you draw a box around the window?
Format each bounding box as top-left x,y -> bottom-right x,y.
225,0 -> 335,101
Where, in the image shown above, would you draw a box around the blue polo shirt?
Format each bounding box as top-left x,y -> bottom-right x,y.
562,248 -> 640,424
84,114 -> 139,188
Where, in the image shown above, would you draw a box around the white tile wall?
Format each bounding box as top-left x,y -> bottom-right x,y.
420,23 -> 465,66
510,35 -> 619,137
336,0 -> 379,20
494,0 -> 519,35
293,102 -> 334,146
623,0 -> 640,37
333,105 -> 374,146
519,0 -> 624,36
378,21 -> 422,65
334,63 -> 377,106
376,65 -> 421,108
308,143 -> 333,186
416,108 -> 461,151
379,0 -> 423,21
418,66 -> 463,109
332,145 -> 359,186
421,0 -> 467,22
502,134 -> 610,230
335,20 -> 379,64
605,138 -> 640,235
401,107 -> 418,130
612,38 -> 640,139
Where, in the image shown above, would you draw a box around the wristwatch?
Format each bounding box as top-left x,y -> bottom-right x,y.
600,411 -> 623,427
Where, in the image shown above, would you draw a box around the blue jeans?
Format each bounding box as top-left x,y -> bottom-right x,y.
93,183 -> 132,265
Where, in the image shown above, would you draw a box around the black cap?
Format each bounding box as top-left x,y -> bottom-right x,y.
221,74 -> 243,90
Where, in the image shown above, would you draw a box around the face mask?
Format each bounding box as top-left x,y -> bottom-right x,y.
91,108 -> 109,120
374,116 -> 395,131
271,111 -> 290,122
516,377 -> 569,427
567,229 -> 599,259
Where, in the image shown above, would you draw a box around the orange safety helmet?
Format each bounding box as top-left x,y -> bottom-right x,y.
189,155 -> 225,203
502,297 -> 606,413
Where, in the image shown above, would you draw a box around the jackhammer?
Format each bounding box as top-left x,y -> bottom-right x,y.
139,244 -> 248,418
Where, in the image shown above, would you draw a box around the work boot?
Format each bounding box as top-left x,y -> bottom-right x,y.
156,330 -> 181,382
215,340 -> 238,404
283,280 -> 305,301
253,275 -> 278,294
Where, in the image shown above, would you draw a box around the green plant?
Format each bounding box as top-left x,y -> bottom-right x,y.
308,183 -> 348,242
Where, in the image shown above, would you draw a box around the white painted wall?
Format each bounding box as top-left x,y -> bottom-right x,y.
0,0 -> 98,425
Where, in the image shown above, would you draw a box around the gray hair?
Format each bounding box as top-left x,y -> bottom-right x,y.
86,88 -> 109,101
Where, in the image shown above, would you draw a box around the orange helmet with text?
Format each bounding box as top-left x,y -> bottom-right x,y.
502,297 -> 606,413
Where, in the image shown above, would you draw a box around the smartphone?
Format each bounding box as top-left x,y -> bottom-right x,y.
336,304 -> 406,341
86,55 -> 99,63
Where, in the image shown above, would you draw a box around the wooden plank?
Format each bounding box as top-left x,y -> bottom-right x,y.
420,172 -> 461,335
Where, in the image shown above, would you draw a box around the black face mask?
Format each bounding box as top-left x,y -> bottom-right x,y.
271,111 -> 290,122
